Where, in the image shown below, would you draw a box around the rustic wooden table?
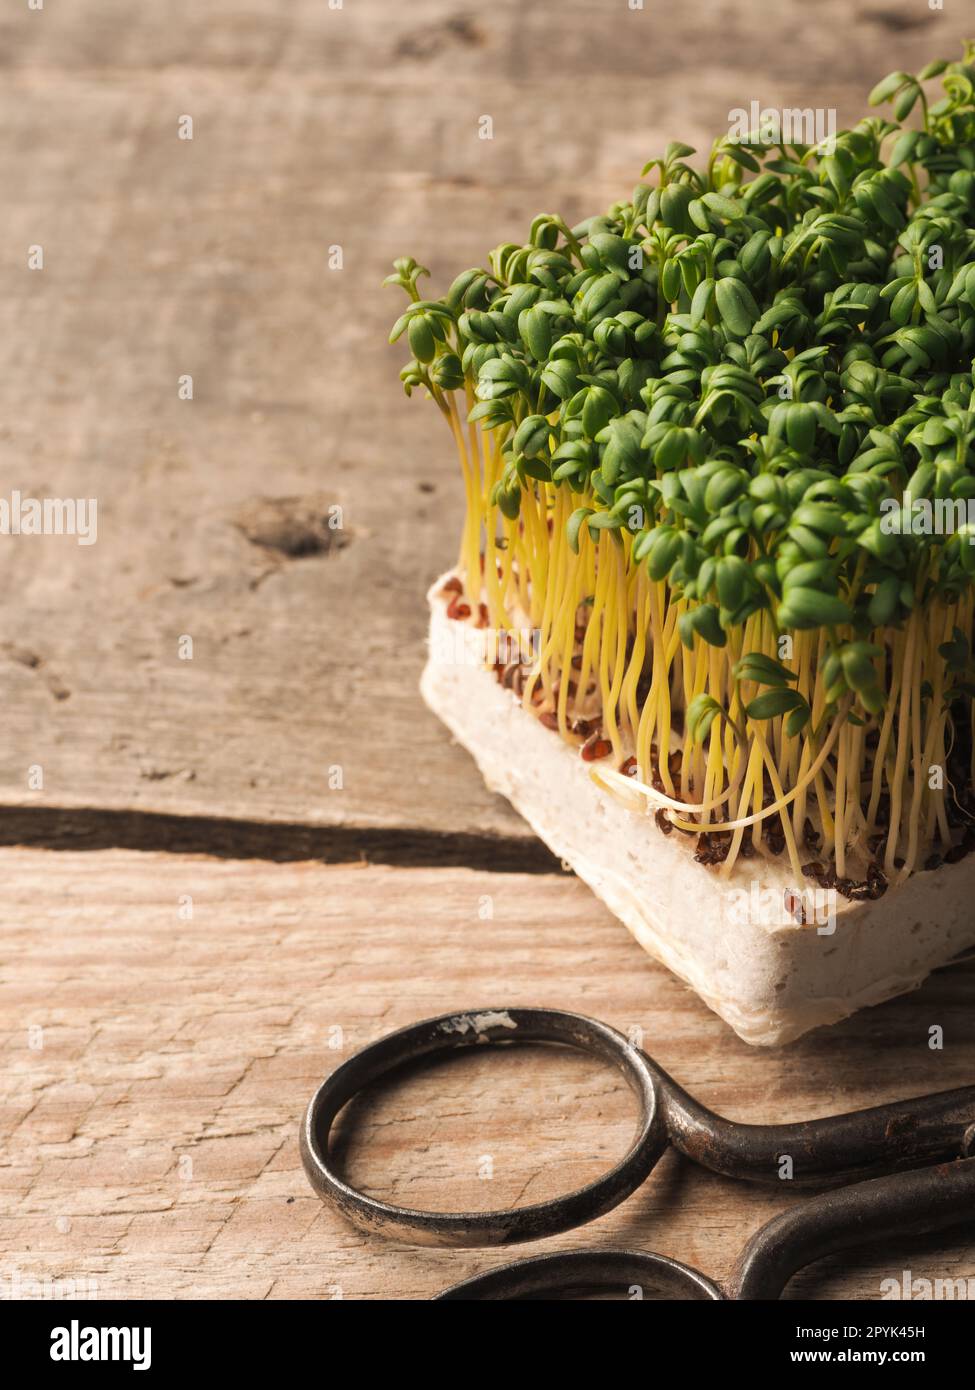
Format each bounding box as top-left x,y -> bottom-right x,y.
1,0 -> 972,1301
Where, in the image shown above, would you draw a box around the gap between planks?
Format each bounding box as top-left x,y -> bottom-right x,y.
0,806 -> 562,874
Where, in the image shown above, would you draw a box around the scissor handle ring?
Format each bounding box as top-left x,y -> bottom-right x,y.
300,1007 -> 666,1247
435,1248 -> 725,1300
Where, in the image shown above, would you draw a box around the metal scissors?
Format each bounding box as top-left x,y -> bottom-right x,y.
300,1007 -> 975,1299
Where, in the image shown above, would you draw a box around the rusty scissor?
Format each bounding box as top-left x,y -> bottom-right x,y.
300,1007 -> 975,1299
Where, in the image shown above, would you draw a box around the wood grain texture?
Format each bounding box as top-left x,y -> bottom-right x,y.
0,0 -> 968,837
1,852 -> 972,1301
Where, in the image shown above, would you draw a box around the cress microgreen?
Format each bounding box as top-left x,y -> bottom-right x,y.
388,47 -> 975,892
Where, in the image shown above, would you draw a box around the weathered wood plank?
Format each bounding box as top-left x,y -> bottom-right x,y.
0,0 -> 966,836
1,852 -> 972,1300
